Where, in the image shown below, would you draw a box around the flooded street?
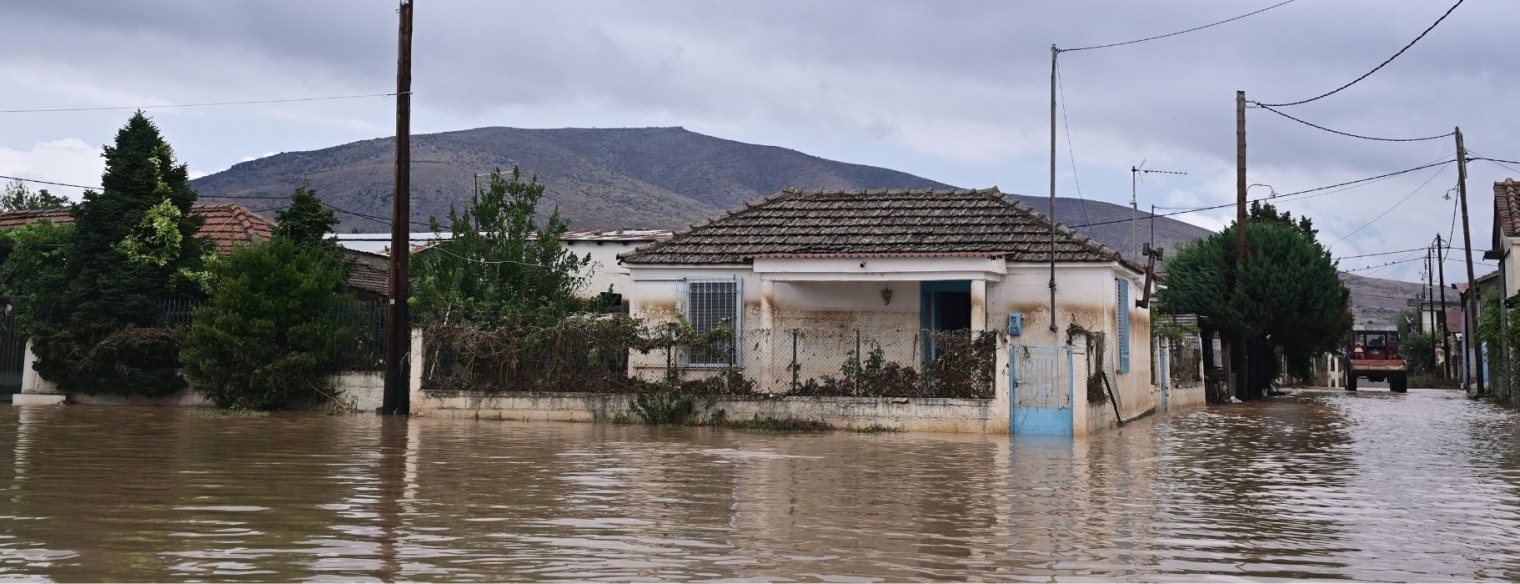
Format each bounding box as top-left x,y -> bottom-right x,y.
3,389 -> 1520,581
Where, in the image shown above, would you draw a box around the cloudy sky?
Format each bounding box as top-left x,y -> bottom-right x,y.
3,0 -> 1517,283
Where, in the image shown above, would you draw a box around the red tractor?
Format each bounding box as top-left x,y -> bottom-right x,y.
1345,329 -> 1409,393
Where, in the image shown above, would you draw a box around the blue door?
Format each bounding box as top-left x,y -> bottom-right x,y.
1010,344 -> 1075,435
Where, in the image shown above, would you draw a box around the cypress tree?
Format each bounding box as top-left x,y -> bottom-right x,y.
31,112 -> 206,395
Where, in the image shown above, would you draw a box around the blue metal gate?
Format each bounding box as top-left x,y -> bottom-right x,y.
1009,344 -> 1076,435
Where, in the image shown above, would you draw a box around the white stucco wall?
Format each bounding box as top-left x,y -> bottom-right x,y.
567,240 -> 645,300
627,258 -> 1157,435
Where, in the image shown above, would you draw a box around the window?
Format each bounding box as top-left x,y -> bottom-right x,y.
685,279 -> 740,366
1116,278 -> 1131,374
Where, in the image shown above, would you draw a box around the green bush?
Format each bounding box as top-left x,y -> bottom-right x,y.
180,238 -> 356,410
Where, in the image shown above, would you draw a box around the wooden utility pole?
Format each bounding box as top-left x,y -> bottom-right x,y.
1438,233 -> 1451,379
1234,90 -> 1249,400
1427,244 -> 1437,372
1048,45 -> 1059,332
383,0 -> 413,416
1455,127 -> 1483,397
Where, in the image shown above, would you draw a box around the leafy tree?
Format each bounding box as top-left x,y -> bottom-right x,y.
0,180 -> 69,212
0,221 -> 73,328
274,183 -> 339,248
29,112 -> 207,396
411,166 -> 590,326
180,237 -> 356,410
1161,202 -> 1351,395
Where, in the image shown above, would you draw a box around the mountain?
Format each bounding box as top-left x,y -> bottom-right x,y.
191,126 -> 1418,325
191,126 -> 951,231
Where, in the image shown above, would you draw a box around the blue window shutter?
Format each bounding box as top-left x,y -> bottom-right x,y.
1117,278 -> 1130,373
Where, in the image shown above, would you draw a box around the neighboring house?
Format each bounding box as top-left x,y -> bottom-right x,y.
1456,270 -> 1502,390
0,204 -> 274,255
620,187 -> 1160,433
0,205 -> 386,300
331,229 -> 672,301
1488,178 -> 1520,301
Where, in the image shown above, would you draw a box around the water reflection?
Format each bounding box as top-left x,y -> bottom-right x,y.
1,390 -> 1519,581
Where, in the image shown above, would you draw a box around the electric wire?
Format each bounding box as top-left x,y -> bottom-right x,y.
1067,158 -> 1454,229
1055,67 -> 1093,228
1328,162 -> 1449,247
1252,102 -> 1454,142
0,174 -> 98,190
0,92 -> 398,114
1061,0 -> 1297,52
1343,255 -> 1424,273
1258,0 -> 1464,107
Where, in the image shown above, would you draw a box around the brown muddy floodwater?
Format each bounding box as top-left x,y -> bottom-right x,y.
3,389 -> 1520,582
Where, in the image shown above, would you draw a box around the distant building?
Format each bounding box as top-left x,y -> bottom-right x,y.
331,229 -> 672,301
0,204 -> 275,255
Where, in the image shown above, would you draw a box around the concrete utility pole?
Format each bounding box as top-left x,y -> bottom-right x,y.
383,0 -> 413,416
1438,233 -> 1451,379
1048,44 -> 1059,332
1455,127 -> 1483,397
1234,90 -> 1249,400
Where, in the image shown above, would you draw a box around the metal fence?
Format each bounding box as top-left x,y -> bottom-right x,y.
158,297 -> 387,373
423,323 -> 999,399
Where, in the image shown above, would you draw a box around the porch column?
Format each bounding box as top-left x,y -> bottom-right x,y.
760,279 -> 775,329
970,279 -> 987,331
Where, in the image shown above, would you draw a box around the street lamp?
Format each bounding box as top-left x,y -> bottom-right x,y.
1247,183 -> 1277,199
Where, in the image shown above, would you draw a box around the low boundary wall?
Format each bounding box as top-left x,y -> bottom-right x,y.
413,390 -> 999,434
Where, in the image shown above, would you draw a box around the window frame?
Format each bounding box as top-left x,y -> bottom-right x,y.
681,277 -> 743,368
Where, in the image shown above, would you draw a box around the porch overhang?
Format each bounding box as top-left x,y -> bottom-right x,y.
749,254 -> 1007,282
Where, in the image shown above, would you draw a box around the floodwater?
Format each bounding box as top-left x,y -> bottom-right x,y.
2,389 -> 1520,582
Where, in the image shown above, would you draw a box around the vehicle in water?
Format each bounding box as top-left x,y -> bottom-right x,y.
1345,329 -> 1408,392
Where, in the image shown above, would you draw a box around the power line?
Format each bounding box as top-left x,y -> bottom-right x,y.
0,174 -> 98,190
1343,255 -> 1424,273
1337,246 -> 1426,261
1067,158 -> 1454,229
1062,0 -> 1298,52
1055,67 -> 1093,227
1251,102 -> 1454,142
1328,162 -> 1449,247
0,92 -> 397,114
1258,0 -> 1464,107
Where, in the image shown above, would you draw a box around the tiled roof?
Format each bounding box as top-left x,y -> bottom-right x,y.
1496,179 -> 1520,238
620,187 -> 1127,266
0,209 -> 71,230
0,204 -> 276,255
345,258 -> 390,297
193,204 -> 276,255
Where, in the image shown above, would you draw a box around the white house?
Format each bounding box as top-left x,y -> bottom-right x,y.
331,229 -> 671,301
620,187 -> 1168,436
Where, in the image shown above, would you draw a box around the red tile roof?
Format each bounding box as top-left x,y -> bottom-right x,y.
1496,179 -> 1520,239
0,204 -> 276,255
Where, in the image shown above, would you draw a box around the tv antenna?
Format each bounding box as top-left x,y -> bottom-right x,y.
1130,162 -> 1187,259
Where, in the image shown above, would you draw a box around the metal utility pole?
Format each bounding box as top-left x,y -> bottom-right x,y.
1455,127 -> 1483,397
383,0 -> 413,416
1131,166 -> 1138,260
1234,90 -> 1249,400
1048,44 -> 1059,332
1438,233 -> 1451,379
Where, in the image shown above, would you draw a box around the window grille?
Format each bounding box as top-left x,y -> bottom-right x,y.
685,279 -> 739,366
1117,278 -> 1131,373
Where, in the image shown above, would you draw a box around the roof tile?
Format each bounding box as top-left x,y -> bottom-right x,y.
621,187 -> 1127,266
